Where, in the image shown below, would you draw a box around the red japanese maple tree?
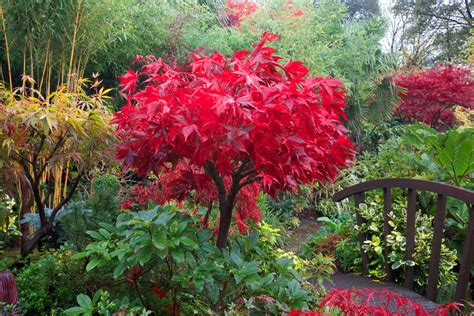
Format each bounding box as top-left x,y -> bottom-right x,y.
394,65 -> 474,130
114,33 -> 354,247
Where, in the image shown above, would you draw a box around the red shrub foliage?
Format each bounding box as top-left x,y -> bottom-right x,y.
0,271 -> 18,305
225,0 -> 257,26
290,288 -> 467,316
393,65 -> 474,130
113,33 -> 353,246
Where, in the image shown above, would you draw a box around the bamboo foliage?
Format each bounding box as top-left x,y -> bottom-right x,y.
0,0 -> 130,96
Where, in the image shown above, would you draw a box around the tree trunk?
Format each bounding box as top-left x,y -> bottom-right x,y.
20,225 -> 51,256
18,176 -> 34,248
216,203 -> 233,248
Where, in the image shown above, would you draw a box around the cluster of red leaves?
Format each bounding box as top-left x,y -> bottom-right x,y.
289,288 -> 466,316
114,33 -> 353,232
393,65 -> 474,130
0,111 -> 26,149
225,0 -> 257,26
152,283 -> 167,299
125,264 -> 143,288
119,165 -> 261,233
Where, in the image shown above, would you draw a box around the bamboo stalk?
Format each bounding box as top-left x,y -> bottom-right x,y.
46,57 -> 52,100
1,6 -> 13,92
39,39 -> 50,94
67,0 -> 83,84
29,35 -> 34,95
21,48 -> 26,96
59,54 -> 65,89
63,161 -> 69,199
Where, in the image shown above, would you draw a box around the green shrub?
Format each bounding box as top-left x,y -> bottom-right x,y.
338,196 -> 458,300
16,247 -> 87,314
87,174 -> 121,228
74,205 -> 322,314
300,212 -> 353,259
64,290 -> 150,315
56,175 -> 121,250
0,257 -> 16,271
57,201 -> 93,250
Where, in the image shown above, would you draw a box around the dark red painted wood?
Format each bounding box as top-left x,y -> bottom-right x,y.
455,205 -> 474,300
426,194 -> 447,301
383,188 -> 394,282
354,192 -> 369,276
332,178 -> 474,301
404,188 -> 416,290
333,178 -> 474,204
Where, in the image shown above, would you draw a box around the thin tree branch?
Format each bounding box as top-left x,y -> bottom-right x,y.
238,176 -> 260,189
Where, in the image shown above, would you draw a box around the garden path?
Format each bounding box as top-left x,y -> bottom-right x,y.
285,208 -> 321,253
286,209 -> 439,312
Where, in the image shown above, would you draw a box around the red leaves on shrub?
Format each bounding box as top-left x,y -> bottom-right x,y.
289,311 -> 324,316
290,288 -> 469,316
114,33 -> 353,233
225,0 -> 257,26
125,264 -> 143,288
393,65 -> 474,130
0,271 -> 18,305
153,284 -> 167,299
120,199 -> 133,210
320,288 -> 428,315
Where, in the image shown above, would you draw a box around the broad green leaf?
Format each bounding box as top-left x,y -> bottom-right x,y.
86,258 -> 102,271
76,293 -> 92,308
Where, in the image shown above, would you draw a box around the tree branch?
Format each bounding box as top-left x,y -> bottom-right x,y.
239,167 -> 256,179
232,157 -> 249,179
417,9 -> 470,27
204,161 -> 226,197
36,134 -> 67,181
50,167 -> 83,221
463,0 -> 472,21
32,134 -> 46,164
19,159 -> 47,225
238,176 -> 260,190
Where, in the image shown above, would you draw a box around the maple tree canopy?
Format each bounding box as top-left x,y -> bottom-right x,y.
114,33 -> 354,238
394,65 -> 474,130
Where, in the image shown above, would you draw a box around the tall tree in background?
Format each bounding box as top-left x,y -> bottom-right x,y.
390,0 -> 472,65
341,0 -> 380,20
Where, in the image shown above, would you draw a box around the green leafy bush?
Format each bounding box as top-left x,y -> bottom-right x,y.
64,290 -> 150,316
339,196 -> 458,300
74,205 -> 321,314
0,192 -> 19,248
87,174 -> 121,228
56,201 -> 93,250
300,212 -> 353,272
15,247 -> 87,314
402,124 -> 473,187
55,174 -> 121,250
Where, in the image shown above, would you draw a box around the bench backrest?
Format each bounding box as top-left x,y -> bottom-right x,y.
333,178 -> 474,301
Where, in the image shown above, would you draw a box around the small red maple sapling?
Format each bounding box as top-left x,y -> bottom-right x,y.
114,33 -> 354,248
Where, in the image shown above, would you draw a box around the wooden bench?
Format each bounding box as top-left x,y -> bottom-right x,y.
332,178 -> 474,302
